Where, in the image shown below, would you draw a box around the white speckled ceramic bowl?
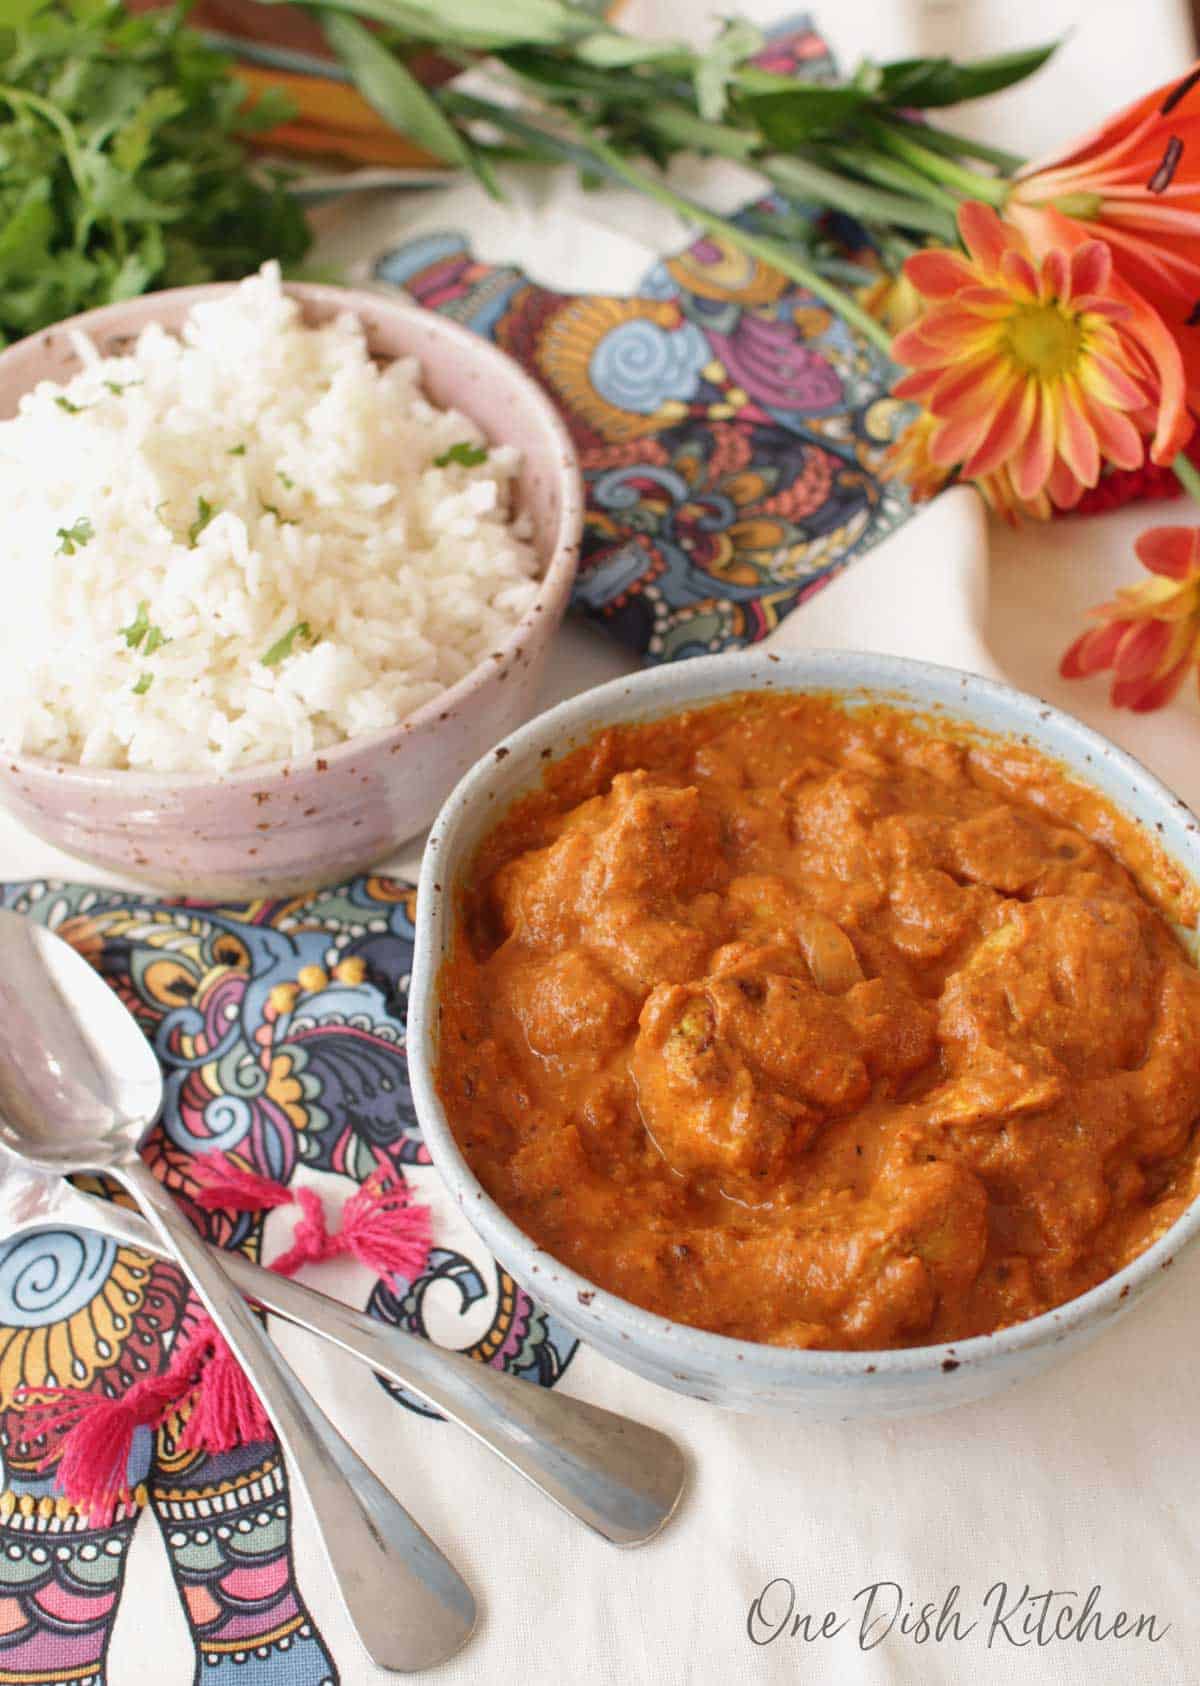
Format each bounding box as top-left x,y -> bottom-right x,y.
408,650 -> 1200,1418
0,283 -> 583,898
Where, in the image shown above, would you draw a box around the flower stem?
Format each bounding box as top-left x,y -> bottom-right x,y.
457,94 -> 898,356
868,120 -> 1009,207
582,138 -> 896,355
1172,450 -> 1200,506
882,115 -> 1026,175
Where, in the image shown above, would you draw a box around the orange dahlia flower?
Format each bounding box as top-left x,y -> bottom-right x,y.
1010,63 -> 1200,410
890,202 -> 1190,516
1061,525 -> 1200,710
884,406 -> 1052,519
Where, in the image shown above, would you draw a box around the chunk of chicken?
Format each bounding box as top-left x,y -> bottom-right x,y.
939,896 -> 1157,1078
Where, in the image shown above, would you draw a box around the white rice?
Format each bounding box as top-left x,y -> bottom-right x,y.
0,264 -> 542,773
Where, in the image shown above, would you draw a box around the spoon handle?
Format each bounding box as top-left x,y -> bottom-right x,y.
217,1254 -> 687,1547
115,1157 -> 476,1674
55,1178 -> 686,1544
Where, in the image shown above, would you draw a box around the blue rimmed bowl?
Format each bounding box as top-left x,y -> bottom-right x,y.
407,649 -> 1200,1418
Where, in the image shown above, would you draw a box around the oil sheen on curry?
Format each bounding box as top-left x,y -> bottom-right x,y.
435,693 -> 1200,1351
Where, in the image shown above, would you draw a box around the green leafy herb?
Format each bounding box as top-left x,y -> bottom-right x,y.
53,395 -> 87,415
434,441 -> 489,468
0,0 -> 1059,367
118,600 -> 150,649
132,672 -> 153,695
55,516 -> 93,556
261,621 -> 312,667
278,470 -> 295,488
323,11 -> 483,181
187,496 -> 217,546
693,19 -> 764,122
0,1 -> 310,348
228,443 -> 246,456
103,379 -> 142,396
118,598 -> 168,653
259,500 -> 296,524
302,0 -> 1057,354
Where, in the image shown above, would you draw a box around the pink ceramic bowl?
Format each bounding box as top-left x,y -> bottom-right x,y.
0,283 -> 583,898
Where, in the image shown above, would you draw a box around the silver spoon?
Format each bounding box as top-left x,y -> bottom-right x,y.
0,1146 -> 687,1545
0,910 -> 475,1673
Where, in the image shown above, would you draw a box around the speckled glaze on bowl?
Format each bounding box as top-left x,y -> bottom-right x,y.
408,650 -> 1200,1418
0,283 -> 583,898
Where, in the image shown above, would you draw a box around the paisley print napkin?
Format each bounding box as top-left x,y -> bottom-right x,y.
372,20 -> 912,665
0,877 -> 576,1686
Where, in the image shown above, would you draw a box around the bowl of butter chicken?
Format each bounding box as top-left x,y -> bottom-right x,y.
407,652 -> 1200,1416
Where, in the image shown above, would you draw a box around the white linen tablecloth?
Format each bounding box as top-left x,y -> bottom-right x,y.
18,3 -> 1200,1682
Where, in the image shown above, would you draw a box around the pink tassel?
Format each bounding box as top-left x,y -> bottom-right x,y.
193,1151 -> 295,1213
23,1163 -> 433,1523
18,1337 -> 206,1526
181,1326 -> 271,1453
269,1176 -> 432,1283
267,1186 -> 331,1276
339,1175 -> 433,1282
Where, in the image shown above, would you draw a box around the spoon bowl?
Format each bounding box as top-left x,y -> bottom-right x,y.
0,914 -> 162,1168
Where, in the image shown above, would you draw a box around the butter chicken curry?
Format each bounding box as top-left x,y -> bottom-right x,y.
435,694 -> 1200,1350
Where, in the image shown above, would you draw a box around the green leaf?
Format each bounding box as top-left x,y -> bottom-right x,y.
2,0 -> 53,25
131,671 -> 153,695
878,43 -> 1058,108
259,500 -> 296,524
643,105 -> 760,162
501,46 -> 659,98
766,153 -> 958,241
321,13 -> 474,171
54,515 -> 93,555
111,85 -> 184,175
187,495 -> 216,546
740,84 -> 871,146
118,599 -> 150,649
572,31 -> 687,68
271,0 -> 584,49
54,394 -> 87,414
234,83 -> 294,135
434,440 -> 487,467
694,18 -> 763,123
261,621 -> 312,667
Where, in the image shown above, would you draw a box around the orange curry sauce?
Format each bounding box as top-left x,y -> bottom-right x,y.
434,694 -> 1200,1350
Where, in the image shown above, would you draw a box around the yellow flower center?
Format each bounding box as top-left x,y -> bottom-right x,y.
1003,301 -> 1083,380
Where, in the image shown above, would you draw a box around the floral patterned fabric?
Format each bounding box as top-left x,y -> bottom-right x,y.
373,21 -> 910,665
